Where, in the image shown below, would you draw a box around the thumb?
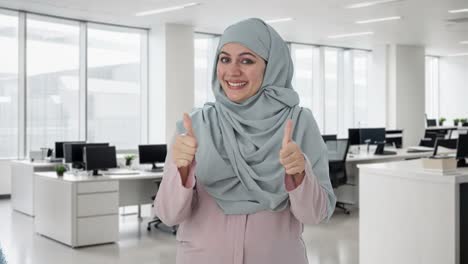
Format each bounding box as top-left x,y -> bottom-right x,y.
282,119 -> 293,148
183,113 -> 194,137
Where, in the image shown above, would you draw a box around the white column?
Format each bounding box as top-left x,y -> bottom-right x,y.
387,44 -> 426,147
368,44 -> 388,128
148,24 -> 194,144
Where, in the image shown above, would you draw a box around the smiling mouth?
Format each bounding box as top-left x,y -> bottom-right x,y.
226,81 -> 247,90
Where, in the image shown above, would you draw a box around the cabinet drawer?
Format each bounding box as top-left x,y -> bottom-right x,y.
77,181 -> 118,194
76,215 -> 118,246
77,192 -> 118,217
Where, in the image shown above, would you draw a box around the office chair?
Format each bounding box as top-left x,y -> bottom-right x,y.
327,139 -> 352,215
419,131 -> 445,147
433,138 -> 458,156
147,179 -> 177,235
385,129 -> 403,148
322,134 -> 337,142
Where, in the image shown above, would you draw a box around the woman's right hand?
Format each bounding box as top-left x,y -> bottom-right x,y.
173,113 -> 197,182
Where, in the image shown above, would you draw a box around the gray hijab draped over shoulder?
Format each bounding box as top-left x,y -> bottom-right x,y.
177,18 -> 336,219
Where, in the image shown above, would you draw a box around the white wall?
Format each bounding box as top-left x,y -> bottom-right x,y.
439,57 -> 468,122
0,160 -> 12,195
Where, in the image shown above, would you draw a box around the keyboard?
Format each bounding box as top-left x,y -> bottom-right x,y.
407,146 -> 434,153
103,169 -> 140,175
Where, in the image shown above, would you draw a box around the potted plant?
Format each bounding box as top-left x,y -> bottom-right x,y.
55,164 -> 66,177
461,118 -> 468,126
454,118 -> 460,126
438,117 -> 446,126
124,154 -> 136,167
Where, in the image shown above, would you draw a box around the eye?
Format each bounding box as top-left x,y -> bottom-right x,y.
219,56 -> 230,63
241,58 -> 254,64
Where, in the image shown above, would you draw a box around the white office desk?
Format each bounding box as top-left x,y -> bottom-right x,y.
34,171 -> 162,248
10,160 -> 58,216
358,159 -> 468,264
338,147 -> 454,207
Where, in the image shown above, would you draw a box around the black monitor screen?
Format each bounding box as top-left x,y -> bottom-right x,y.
348,129 -> 361,145
84,146 -> 117,173
64,143 -> 109,164
457,134 -> 468,159
55,141 -> 85,158
360,128 -> 386,144
139,144 -> 167,164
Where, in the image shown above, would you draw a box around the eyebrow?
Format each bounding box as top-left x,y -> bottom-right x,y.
220,51 -> 258,58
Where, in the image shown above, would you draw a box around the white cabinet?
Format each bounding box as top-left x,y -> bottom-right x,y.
35,175 -> 119,247
11,160 -> 56,216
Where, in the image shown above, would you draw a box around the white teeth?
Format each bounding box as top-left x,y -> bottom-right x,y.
228,81 -> 247,87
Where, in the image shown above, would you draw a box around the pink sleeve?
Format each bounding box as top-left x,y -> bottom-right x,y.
284,155 -> 328,225
154,139 -> 197,227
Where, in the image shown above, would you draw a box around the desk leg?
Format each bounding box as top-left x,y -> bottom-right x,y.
138,205 -> 142,220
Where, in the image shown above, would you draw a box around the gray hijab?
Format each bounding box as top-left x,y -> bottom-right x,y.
177,18 -> 336,218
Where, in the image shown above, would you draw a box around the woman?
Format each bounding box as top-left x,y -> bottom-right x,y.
155,18 -> 336,264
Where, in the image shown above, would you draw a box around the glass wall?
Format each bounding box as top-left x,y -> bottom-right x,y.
0,11 -> 18,158
0,8 -> 149,158
87,24 -> 145,149
290,44 -> 372,137
26,15 -> 80,151
194,33 -> 219,108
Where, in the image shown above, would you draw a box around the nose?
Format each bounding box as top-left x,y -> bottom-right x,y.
226,62 -> 241,77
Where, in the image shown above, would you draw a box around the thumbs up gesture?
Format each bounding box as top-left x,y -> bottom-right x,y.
173,113 -> 198,169
279,120 -> 305,185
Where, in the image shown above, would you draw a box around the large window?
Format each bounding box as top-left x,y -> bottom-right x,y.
0,11 -> 18,158
0,8 -> 149,158
87,24 -> 146,149
26,15 -> 80,152
290,43 -> 372,137
194,33 -> 219,108
425,56 -> 439,119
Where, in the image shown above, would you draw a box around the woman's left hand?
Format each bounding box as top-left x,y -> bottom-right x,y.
279,120 -> 305,186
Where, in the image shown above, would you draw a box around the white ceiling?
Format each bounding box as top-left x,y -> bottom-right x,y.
1,0 -> 468,56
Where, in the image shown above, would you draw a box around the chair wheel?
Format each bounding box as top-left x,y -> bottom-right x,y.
172,230 -> 177,235
147,226 -> 151,231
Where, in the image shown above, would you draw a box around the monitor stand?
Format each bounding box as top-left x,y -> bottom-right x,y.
147,163 -> 163,172
458,159 -> 468,168
92,169 -> 102,176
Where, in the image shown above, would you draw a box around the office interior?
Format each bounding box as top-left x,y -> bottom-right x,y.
1,0 -> 468,263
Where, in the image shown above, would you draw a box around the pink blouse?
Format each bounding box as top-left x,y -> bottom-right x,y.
154,145 -> 329,264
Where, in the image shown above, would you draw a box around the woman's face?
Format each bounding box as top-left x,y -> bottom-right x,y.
216,43 -> 266,103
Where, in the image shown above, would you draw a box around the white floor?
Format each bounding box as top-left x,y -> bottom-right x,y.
0,199 -> 358,264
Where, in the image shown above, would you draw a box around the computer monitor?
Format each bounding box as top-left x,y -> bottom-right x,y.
348,129 -> 361,145
427,119 -> 437,127
457,134 -> 468,167
64,142 -> 109,168
84,146 -> 117,176
360,128 -> 386,144
433,138 -> 458,156
138,144 -> 167,171
55,141 -> 85,158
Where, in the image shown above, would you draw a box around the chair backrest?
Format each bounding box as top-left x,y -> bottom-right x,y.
433,138 -> 458,156
322,134 -> 337,142
327,139 -> 349,188
326,139 -> 349,162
